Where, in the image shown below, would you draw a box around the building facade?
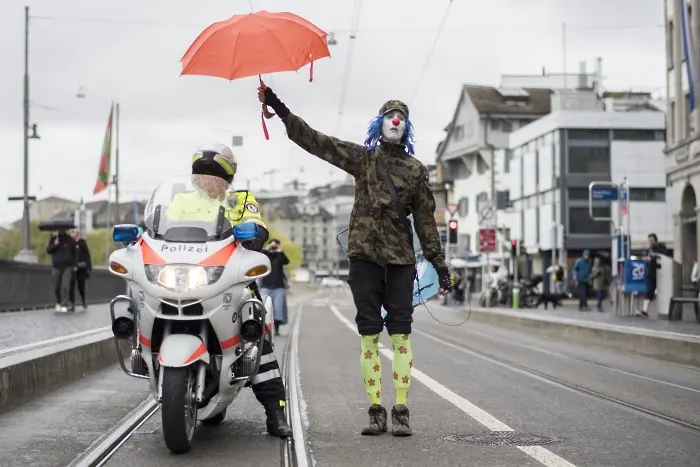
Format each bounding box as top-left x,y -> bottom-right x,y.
508,103 -> 669,280
435,84 -> 553,259
664,0 -> 700,284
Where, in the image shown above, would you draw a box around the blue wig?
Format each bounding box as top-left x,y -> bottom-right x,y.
363,114 -> 416,155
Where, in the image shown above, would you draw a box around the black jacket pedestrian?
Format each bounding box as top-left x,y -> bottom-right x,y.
74,237 -> 93,278
47,233 -> 77,269
261,250 -> 290,289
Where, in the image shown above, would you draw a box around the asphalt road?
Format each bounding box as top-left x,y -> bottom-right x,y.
2,287 -> 699,467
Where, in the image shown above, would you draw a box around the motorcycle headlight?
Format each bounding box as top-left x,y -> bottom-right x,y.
144,265 -> 224,292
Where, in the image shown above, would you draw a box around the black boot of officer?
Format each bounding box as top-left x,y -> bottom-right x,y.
250,338 -> 292,438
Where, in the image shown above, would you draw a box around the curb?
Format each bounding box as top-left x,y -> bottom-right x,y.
0,331 -> 129,414
463,307 -> 700,368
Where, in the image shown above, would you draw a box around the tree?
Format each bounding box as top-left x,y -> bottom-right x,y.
0,221 -> 53,263
82,229 -> 120,266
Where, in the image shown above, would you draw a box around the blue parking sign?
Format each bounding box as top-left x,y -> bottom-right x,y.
623,259 -> 647,293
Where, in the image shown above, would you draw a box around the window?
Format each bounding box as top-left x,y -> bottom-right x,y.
568,146 -> 609,173
567,129 -> 608,140
504,149 -> 511,173
459,234 -> 471,252
567,188 -> 590,201
669,100 -> 676,144
458,197 -> 469,217
453,125 -> 464,141
629,187 -> 666,202
569,207 -> 611,234
476,192 -> 488,204
667,20 -> 674,69
490,120 -> 500,130
502,120 -> 513,132
612,129 -> 664,141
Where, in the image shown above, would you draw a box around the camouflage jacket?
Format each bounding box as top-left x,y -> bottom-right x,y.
281,113 -> 446,269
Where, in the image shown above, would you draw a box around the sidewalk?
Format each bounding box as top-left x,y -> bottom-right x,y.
514,302 -> 700,337
441,299 -> 700,367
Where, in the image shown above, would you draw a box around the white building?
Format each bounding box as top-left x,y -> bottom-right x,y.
664,0 -> 700,284
507,96 -> 669,279
435,84 -> 553,262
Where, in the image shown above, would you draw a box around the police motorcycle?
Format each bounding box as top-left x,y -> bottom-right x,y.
107,174 -> 274,454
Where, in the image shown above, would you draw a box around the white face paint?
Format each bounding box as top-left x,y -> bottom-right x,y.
381,110 -> 406,144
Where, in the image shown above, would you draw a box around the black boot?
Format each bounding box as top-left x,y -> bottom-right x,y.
265,407 -> 292,438
391,404 -> 412,436
274,321 -> 281,336
361,404 -> 387,435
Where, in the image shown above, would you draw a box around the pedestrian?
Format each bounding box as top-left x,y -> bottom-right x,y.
553,263 -> 565,295
257,84 -> 452,437
69,229 -> 92,310
261,238 -> 290,336
590,257 -> 608,312
636,233 -> 665,318
46,228 -> 77,312
572,250 -> 592,311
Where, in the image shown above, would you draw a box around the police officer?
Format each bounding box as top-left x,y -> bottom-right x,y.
169,143 -> 292,438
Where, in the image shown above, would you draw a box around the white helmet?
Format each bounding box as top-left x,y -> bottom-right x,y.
192,143 -> 237,183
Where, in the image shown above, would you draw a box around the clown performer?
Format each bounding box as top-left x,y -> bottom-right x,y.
257,84 -> 453,436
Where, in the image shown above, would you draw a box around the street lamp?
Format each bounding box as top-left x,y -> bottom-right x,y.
9,6 -> 39,263
328,32 -> 338,46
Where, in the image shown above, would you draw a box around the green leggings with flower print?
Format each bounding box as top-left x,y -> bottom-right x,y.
360,333 -> 413,406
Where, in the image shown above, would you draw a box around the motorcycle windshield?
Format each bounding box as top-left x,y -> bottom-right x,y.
144,174 -> 235,243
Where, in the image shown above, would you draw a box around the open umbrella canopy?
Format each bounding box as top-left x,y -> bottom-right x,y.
38,219 -> 76,232
180,10 -> 331,81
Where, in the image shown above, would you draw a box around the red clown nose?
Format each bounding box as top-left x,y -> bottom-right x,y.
392,117 -> 400,126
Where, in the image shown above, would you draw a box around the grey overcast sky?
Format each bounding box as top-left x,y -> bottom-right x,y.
0,0 -> 665,224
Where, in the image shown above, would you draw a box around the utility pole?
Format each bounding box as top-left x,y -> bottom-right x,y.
9,6 -> 38,263
114,102 -> 120,223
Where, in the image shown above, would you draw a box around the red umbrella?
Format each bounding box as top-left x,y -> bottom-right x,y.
181,11 -> 331,139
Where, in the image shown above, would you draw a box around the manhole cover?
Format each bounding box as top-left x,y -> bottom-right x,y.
442,432 -> 564,446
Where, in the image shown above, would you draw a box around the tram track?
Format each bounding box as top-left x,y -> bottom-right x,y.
415,328 -> 700,435
67,294 -> 317,467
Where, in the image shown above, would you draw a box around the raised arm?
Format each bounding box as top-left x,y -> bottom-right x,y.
259,86 -> 365,177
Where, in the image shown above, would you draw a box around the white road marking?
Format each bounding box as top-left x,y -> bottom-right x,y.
329,304 -> 578,467
289,304 -> 311,467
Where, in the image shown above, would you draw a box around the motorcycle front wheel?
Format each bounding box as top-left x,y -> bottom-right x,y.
161,366 -> 198,454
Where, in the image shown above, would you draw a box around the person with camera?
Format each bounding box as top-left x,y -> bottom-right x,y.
261,239 -> 289,336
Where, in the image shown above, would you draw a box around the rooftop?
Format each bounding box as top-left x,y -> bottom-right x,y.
464,85 -> 554,116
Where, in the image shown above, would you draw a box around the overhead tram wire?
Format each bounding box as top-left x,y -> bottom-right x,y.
30,15 -> 663,31
334,0 -> 364,136
408,0 -> 454,106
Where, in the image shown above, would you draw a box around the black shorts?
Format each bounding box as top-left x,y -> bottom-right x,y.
645,279 -> 657,301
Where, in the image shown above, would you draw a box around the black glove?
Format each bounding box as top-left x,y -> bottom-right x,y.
263,87 -> 291,119
436,267 -> 452,293
241,239 -> 264,252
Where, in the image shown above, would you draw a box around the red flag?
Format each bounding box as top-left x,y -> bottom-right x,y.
93,103 -> 114,195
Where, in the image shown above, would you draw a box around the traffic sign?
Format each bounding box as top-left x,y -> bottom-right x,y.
478,200 -> 495,226
478,228 -> 497,253
590,185 -> 618,201
445,204 -> 459,217
620,183 -> 629,215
